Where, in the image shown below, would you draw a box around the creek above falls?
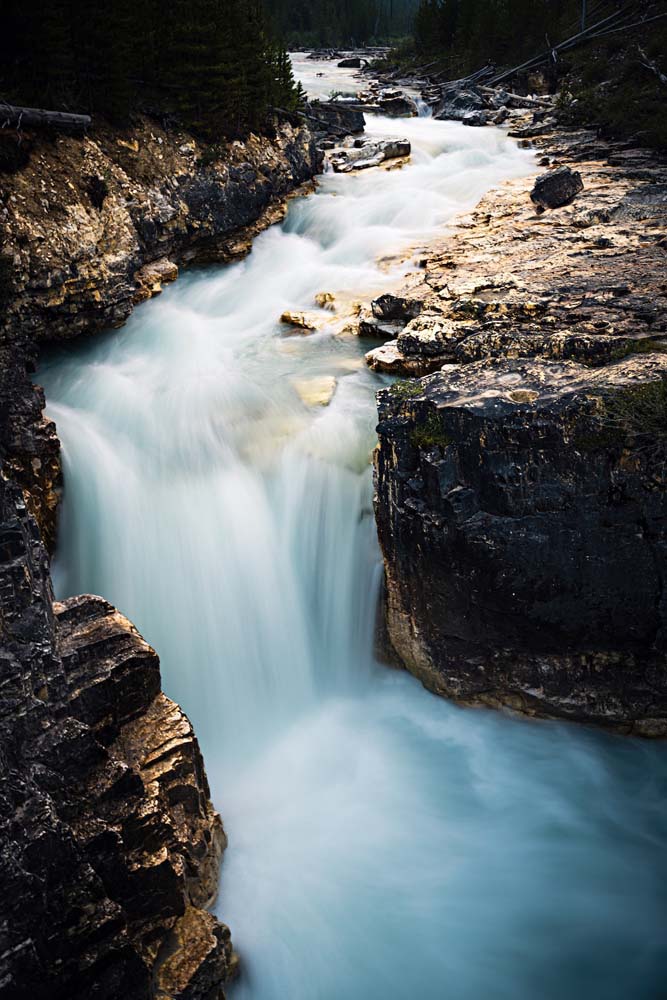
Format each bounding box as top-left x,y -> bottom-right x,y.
38,57 -> 667,1000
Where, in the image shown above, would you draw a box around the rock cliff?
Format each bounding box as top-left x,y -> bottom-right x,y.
1,117 -> 321,343
371,118 -> 667,731
0,116 -> 322,996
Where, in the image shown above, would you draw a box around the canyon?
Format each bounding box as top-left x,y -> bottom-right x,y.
1,50 -> 666,1000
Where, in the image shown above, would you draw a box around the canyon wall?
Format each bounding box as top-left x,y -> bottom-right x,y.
0,117 -> 321,997
371,121 -> 667,732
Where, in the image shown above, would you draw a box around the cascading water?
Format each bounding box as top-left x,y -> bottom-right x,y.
39,57 -> 667,1000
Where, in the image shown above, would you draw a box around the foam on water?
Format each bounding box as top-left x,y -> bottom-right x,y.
39,58 -> 667,1000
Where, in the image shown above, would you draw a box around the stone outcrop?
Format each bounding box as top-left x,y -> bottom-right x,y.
375,355 -> 667,734
0,474 -> 234,999
1,116 -> 321,343
370,115 -> 667,731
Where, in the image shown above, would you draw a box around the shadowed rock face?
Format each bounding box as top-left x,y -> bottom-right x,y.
374,355 -> 667,734
0,474 -> 233,999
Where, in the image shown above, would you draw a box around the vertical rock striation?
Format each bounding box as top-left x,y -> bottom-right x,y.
374,356 -> 667,734
0,472 -> 234,998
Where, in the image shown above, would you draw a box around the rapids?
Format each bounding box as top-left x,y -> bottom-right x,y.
38,57 -> 667,1000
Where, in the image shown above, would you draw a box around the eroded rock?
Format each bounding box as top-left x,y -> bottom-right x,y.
374,355 -> 667,733
329,138 -> 410,173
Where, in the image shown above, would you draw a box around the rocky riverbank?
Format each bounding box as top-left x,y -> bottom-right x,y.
368,111 -> 667,732
0,116 -> 322,998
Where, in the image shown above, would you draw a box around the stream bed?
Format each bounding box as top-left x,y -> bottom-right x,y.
38,57 -> 667,1000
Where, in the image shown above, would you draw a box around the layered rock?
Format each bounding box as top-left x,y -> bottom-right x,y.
0,475 -> 234,999
1,117 -> 321,343
0,112 -> 323,996
375,355 -> 667,734
370,119 -> 667,731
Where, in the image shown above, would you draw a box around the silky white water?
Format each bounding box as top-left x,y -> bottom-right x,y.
39,59 -> 667,1000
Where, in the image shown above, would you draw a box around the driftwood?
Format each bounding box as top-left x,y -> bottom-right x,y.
637,46 -> 667,87
487,2 -> 645,86
0,103 -> 91,133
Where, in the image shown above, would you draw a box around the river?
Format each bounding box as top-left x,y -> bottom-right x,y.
38,56 -> 667,1000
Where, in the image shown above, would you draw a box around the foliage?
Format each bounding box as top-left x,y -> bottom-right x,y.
263,0 -> 421,46
0,0 -> 302,138
576,380 -> 667,453
556,31 -> 667,151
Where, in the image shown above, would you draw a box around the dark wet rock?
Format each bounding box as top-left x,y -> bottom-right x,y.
433,88 -> 487,122
378,92 -> 418,117
374,355 -> 667,734
530,165 -> 584,210
369,115 -> 667,730
462,110 -> 489,127
338,57 -> 362,68
306,101 -> 365,139
0,472 -> 234,997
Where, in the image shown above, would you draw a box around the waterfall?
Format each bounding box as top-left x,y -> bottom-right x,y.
39,62 -> 667,1000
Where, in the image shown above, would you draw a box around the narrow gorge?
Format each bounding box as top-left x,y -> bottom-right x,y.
2,37 -> 667,1000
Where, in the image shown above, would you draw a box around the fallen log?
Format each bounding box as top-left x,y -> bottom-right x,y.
0,103 -> 91,133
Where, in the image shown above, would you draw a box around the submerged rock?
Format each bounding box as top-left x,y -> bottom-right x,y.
374,354 -> 667,734
292,375 -> 337,406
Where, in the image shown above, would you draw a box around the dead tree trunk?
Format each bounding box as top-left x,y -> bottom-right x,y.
0,103 -> 91,134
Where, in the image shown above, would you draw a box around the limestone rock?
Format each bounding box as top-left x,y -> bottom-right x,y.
280,310 -> 325,332
1,118 -> 322,344
365,341 -> 445,376
0,347 -> 233,996
374,354 -> 667,733
133,259 -> 179,304
329,138 -> 410,173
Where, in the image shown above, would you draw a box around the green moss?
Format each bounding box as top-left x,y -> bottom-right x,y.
410,411 -> 453,451
390,378 -> 424,400
576,380 -> 667,452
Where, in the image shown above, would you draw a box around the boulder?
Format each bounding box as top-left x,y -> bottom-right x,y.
306,101 -> 365,138
530,166 -> 584,210
374,354 -> 667,733
433,88 -> 487,122
338,57 -> 362,68
329,138 -> 411,173
462,110 -> 489,127
378,93 -> 418,117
